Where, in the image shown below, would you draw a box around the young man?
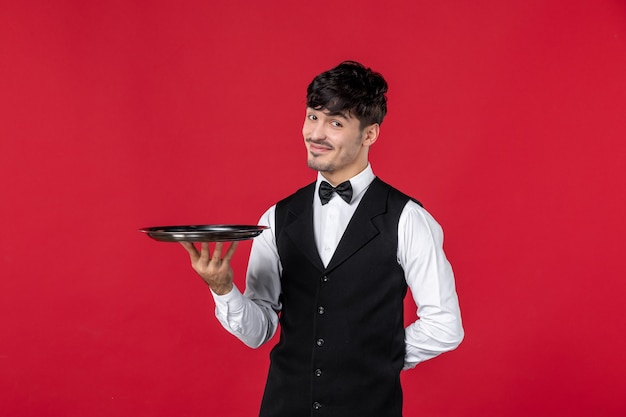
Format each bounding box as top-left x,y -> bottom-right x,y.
181,61 -> 464,417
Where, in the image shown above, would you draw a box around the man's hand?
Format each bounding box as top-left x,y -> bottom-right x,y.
180,241 -> 239,295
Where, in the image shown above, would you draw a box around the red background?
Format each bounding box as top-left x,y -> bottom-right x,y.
1,1 -> 625,416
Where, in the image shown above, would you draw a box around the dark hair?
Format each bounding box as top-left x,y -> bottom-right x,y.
306,61 -> 388,127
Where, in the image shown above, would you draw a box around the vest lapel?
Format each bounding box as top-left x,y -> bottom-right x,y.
281,182 -> 325,271
280,178 -> 392,273
326,178 -> 389,273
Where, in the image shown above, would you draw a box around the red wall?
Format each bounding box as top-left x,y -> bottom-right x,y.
1,1 -> 625,416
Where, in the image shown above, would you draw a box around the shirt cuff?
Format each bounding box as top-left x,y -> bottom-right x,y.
211,283 -> 245,310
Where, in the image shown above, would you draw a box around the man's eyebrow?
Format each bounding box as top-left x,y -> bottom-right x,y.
322,110 -> 351,119
307,107 -> 352,120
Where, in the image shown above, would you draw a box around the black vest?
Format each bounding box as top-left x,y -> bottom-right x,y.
259,178 -> 415,417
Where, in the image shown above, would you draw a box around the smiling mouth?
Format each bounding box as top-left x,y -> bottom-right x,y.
310,145 -> 331,153
307,140 -> 333,153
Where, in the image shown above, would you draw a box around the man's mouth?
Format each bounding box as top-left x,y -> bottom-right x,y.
307,140 -> 333,153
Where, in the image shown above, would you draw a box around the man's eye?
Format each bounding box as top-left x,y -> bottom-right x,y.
308,114 -> 318,121
330,121 -> 342,127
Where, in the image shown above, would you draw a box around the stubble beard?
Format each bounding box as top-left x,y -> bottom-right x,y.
306,138 -> 335,172
307,155 -> 334,172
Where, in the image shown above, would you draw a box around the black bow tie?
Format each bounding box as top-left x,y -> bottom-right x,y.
319,180 -> 353,205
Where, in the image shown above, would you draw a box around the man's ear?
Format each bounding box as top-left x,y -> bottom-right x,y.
362,123 -> 380,147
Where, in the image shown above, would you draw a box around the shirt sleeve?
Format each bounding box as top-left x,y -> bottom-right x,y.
398,201 -> 464,369
210,206 -> 281,348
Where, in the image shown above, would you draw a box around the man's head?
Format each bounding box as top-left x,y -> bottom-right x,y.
306,61 -> 388,129
303,61 -> 388,184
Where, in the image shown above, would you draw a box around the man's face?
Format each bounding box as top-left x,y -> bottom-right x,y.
302,107 -> 377,184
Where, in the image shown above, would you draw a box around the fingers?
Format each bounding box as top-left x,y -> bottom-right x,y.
179,240 -> 238,294
223,241 -> 239,262
199,242 -> 210,263
179,241 -> 200,262
212,242 -> 224,262
211,242 -> 239,264
179,241 -> 239,265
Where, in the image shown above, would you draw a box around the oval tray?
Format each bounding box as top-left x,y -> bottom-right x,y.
139,224 -> 269,242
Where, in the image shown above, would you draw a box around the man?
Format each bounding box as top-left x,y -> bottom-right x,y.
181,61 -> 464,417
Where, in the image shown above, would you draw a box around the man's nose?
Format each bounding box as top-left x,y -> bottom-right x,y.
309,122 -> 326,140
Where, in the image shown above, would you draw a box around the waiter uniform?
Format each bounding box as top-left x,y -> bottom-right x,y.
211,165 -> 464,417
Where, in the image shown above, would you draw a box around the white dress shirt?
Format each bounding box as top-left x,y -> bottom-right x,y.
211,164 -> 464,369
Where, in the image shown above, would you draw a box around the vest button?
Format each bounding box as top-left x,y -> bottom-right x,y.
314,368 -> 322,377
321,275 -> 329,283
316,338 -> 325,347
318,306 -> 325,315
312,402 -> 322,410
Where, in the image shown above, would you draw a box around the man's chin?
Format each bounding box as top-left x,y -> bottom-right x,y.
307,159 -> 331,172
